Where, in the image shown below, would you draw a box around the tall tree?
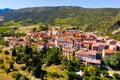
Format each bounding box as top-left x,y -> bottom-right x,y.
12,49 -> 17,56
46,48 -> 61,65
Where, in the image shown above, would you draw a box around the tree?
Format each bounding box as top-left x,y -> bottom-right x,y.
113,73 -> 120,79
62,56 -> 81,71
12,49 -> 16,56
24,45 -> 32,54
16,54 -> 22,64
103,52 -> 120,69
101,70 -> 109,77
67,61 -> 74,71
27,38 -> 34,42
87,66 -> 100,76
12,72 -> 22,80
4,50 -> 9,54
39,25 -> 48,31
0,58 -> 3,64
42,37 -> 47,42
46,48 -> 62,65
4,67 -> 10,74
9,62 -> 14,70
0,40 -> 9,47
0,49 -> 2,53
32,27 -> 37,32
48,72 -> 60,78
67,71 -> 80,80
21,55 -> 30,63
18,75 -> 29,80
61,57 -> 68,67
84,66 -> 100,78
103,56 -> 110,66
83,76 -> 89,80
32,64 -> 42,78
89,75 -> 98,80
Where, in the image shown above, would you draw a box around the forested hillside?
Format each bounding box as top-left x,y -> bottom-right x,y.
0,8 -> 12,13
0,6 -> 120,39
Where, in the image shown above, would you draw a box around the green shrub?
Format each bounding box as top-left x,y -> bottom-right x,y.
113,73 -> 120,79
18,75 -> 29,80
67,71 -> 80,80
20,66 -> 26,70
4,67 -> 10,74
48,72 -> 60,78
4,50 -> 9,54
0,58 -> 3,64
1,65 -> 5,69
0,49 -> 2,53
12,72 -> 22,80
101,70 -> 109,77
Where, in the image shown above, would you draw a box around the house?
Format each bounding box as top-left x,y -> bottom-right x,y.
37,41 -> 46,51
74,32 -> 81,37
16,41 -> 30,47
117,41 -> 120,50
109,44 -> 117,51
106,39 -> 116,45
62,48 -> 74,60
57,37 -> 73,48
102,49 -> 115,58
75,49 -> 101,66
74,42 -> 82,50
96,36 -> 104,43
58,31 -> 74,38
46,42 -> 55,48
51,27 -> 58,35
92,42 -> 99,51
8,37 -> 19,47
74,37 -> 82,42
82,41 -> 94,50
97,42 -> 109,50
84,33 -> 91,39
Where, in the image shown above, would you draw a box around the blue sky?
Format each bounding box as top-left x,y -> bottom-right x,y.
0,0 -> 120,9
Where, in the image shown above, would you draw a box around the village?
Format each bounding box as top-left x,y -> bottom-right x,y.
3,27 -> 120,67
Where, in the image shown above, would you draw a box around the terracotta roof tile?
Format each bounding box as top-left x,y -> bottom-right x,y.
46,42 -> 55,46
104,49 -> 114,54
75,32 -> 81,37
39,41 -> 45,45
75,50 -> 97,55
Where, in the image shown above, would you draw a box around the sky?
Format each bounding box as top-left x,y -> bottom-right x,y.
0,0 -> 120,9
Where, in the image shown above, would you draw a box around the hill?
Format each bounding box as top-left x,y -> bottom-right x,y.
0,6 -> 120,40
0,8 -> 12,13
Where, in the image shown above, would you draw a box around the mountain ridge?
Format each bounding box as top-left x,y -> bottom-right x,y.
0,8 -> 13,13
0,6 -> 120,40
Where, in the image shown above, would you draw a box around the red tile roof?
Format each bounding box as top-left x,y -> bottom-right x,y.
75,50 -> 97,55
46,42 -> 55,46
39,41 -> 45,45
104,49 -> 114,54
75,32 -> 81,37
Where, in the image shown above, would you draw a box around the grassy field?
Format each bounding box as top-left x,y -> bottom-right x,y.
0,73 -> 14,80
44,65 -> 68,80
0,46 -> 40,80
0,46 -> 13,80
0,27 -> 11,33
15,25 -> 39,33
0,25 -> 38,34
